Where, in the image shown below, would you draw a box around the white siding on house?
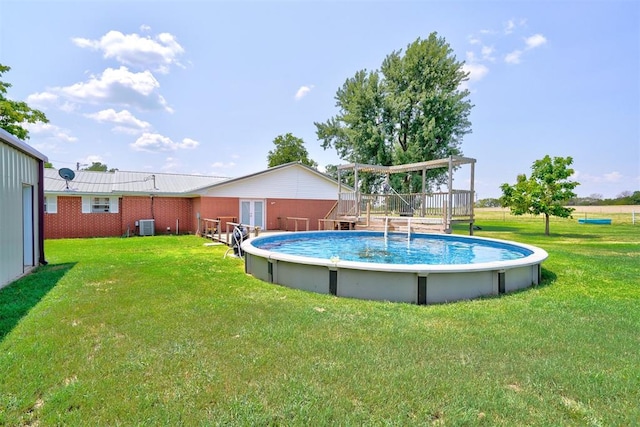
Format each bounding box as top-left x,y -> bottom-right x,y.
0,140 -> 41,288
201,164 -> 339,199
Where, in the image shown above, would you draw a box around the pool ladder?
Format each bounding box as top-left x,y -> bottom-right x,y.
383,217 -> 412,242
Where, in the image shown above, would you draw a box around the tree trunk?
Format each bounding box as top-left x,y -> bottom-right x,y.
545,213 -> 550,236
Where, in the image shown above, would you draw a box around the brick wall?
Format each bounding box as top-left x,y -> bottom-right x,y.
45,195 -> 195,239
44,195 -> 336,238
45,196 -> 122,239
121,196 -> 194,236
266,199 -> 336,230
198,197 -> 239,233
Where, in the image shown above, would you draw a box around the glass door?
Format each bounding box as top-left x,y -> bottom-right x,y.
240,199 -> 265,230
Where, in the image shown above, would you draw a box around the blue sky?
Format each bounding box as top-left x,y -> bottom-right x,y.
1,0 -> 638,199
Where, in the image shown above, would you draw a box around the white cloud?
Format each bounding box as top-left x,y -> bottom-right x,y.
130,133 -> 199,152
211,161 -> 236,169
72,30 -> 185,74
55,66 -> 172,112
481,45 -> 495,62
525,34 -> 547,49
504,33 -> 547,65
27,91 -> 79,112
162,156 -> 182,171
504,19 -> 516,34
82,154 -> 105,165
85,108 -> 152,133
468,36 -> 481,45
573,170 -> 624,184
505,50 -> 523,64
603,171 -> 623,182
462,63 -> 489,83
504,18 -> 527,35
180,138 -> 199,149
26,92 -> 58,108
25,122 -> 77,143
294,85 -> 314,100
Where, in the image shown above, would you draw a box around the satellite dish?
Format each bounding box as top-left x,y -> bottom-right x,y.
59,168 -> 76,190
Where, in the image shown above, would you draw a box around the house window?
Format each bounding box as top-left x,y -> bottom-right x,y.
92,197 -> 111,213
82,196 -> 119,214
44,195 -> 57,214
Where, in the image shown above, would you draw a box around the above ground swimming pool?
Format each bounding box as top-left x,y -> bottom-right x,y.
241,231 -> 548,304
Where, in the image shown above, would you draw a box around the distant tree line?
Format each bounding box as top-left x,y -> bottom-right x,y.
478,191 -> 640,208
566,191 -> 640,206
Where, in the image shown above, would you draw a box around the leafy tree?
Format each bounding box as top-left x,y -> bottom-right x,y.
315,33 -> 473,192
500,155 -> 579,235
0,64 -> 48,139
476,198 -> 501,208
81,162 -> 118,172
267,133 -> 318,168
44,162 -> 54,168
322,164 -> 343,181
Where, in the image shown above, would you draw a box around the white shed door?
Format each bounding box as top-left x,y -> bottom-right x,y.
23,185 -> 34,267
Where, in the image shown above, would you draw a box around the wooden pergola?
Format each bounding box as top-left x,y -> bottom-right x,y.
334,155 -> 477,234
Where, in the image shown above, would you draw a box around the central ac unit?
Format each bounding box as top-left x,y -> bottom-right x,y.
139,219 -> 155,236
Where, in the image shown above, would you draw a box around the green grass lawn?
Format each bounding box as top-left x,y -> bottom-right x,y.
1,214 -> 638,425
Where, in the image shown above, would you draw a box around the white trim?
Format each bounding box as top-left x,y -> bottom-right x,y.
240,199 -> 265,230
45,195 -> 58,214
0,128 -> 48,161
82,196 -> 91,213
109,197 -> 119,213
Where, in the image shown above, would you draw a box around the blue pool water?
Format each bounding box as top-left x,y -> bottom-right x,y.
251,231 -> 532,265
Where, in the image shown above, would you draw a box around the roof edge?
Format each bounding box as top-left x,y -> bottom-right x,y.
0,128 -> 48,161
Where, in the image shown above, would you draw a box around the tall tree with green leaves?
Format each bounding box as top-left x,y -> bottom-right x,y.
82,162 -> 118,172
0,64 -> 48,139
315,33 -> 473,192
500,155 -> 579,236
267,133 -> 318,169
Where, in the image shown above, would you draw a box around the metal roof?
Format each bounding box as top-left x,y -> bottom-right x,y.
44,168 -> 229,195
0,128 -> 48,161
44,162 -> 343,196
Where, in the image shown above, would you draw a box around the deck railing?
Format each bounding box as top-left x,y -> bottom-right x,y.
338,190 -> 473,218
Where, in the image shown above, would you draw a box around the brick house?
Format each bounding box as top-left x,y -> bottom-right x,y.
44,162 -> 340,239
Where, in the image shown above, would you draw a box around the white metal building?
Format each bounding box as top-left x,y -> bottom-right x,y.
0,128 -> 48,289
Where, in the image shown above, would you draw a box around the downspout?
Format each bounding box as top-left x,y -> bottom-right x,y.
37,159 -> 47,265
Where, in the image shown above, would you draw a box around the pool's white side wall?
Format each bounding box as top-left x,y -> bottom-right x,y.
0,129 -> 47,289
